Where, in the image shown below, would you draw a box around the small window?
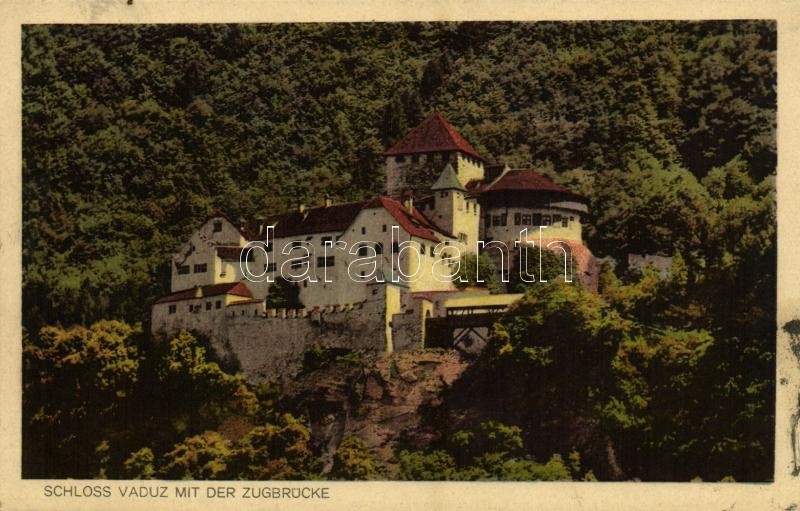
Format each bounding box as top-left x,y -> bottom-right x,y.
458,232 -> 467,243
570,216 -> 575,222
194,263 -> 207,273
543,215 -> 551,225
396,155 -> 405,163
168,304 -> 177,314
421,244 -> 426,255
533,213 -> 542,226
485,215 -> 492,228
291,260 -> 305,269
321,236 -> 333,246
411,154 -> 420,163
215,300 -> 221,309
317,256 -> 335,267
187,305 -> 192,313
206,302 -> 212,311
382,224 -> 387,232
291,240 -> 302,249
562,218 -> 569,228
265,242 -> 273,253
360,271 -> 366,277
361,226 -> 366,235
553,214 -> 562,224
303,280 -> 308,288
213,220 -> 223,232
392,242 -> 400,253
440,191 -> 447,198
375,242 -> 383,255
522,214 -> 531,225
264,262 -> 277,272
178,265 -> 190,275
500,214 -> 507,226
492,215 -> 501,227
358,246 -> 370,257
514,213 -> 522,225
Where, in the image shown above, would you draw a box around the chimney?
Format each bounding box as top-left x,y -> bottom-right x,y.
402,190 -> 414,213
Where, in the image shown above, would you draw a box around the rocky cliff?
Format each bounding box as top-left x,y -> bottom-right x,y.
280,349 -> 469,476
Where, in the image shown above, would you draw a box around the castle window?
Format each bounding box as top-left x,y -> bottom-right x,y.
265,262 -> 277,273
194,263 -> 207,273
303,281 -> 308,288
358,246 -> 369,257
178,265 -> 190,275
216,300 -> 222,309
375,242 -> 384,255
458,232 -> 467,243
440,191 -> 447,198
412,154 -> 420,163
265,242 -> 273,252
206,302 -> 212,311
396,155 -> 405,163
570,216 -> 575,222
361,226 -> 366,235
485,215 -> 491,228
168,304 -> 176,314
532,213 -> 542,226
360,271 -> 366,277
392,242 -> 400,253
501,214 -> 507,226
188,305 -> 192,313
213,220 -> 223,232
562,218 -> 569,228
514,213 -> 522,225
291,240 -> 301,249
317,256 -> 335,267
543,215 -> 551,225
553,214 -> 562,225
522,214 -> 531,225
321,236 -> 333,245
421,244 -> 426,255
382,224 -> 387,232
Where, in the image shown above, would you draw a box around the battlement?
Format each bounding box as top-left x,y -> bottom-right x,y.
225,301 -> 369,320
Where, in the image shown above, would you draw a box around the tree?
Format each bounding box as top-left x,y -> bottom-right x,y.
330,436 -> 383,480
22,320 -> 143,478
265,277 -> 304,309
454,253 -> 501,293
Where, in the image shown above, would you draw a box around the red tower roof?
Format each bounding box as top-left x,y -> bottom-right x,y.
384,111 -> 484,161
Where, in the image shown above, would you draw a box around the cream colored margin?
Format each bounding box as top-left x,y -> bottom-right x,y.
0,1 -> 795,510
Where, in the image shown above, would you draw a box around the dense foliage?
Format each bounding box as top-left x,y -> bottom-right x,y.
22,21 -> 775,480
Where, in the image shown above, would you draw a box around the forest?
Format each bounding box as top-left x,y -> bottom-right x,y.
22,21 -> 775,481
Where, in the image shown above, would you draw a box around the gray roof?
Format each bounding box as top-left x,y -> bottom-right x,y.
430,163 -> 466,191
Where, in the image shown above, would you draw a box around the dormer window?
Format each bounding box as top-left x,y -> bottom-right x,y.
213,220 -> 223,232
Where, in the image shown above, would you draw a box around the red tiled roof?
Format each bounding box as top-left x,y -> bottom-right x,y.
477,169 -> 583,198
227,298 -> 264,306
384,111 -> 484,161
364,196 -> 443,243
263,201 -> 368,239
155,282 -> 253,304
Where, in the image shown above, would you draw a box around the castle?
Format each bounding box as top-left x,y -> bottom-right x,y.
151,112 -> 594,381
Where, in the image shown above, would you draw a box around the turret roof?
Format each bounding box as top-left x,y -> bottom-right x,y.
430,163 -> 466,191
384,111 -> 484,161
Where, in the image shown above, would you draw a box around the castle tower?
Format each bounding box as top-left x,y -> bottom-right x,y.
383,111 -> 485,199
429,163 -> 480,247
